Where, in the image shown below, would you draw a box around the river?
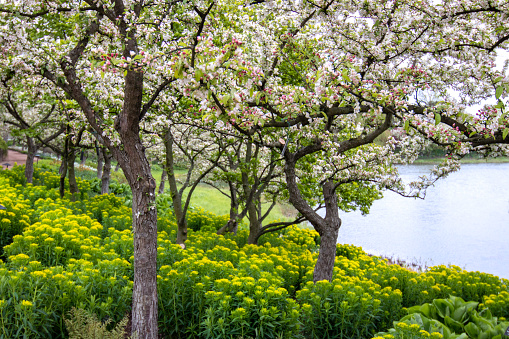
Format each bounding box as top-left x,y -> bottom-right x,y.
333,163 -> 509,279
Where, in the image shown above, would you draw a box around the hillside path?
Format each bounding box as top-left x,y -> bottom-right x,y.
1,150 -> 39,170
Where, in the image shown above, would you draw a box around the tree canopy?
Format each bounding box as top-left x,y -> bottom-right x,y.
2,0 -> 509,337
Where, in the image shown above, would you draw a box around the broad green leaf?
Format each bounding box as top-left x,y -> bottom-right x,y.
503,128 -> 509,140
464,323 -> 480,337
496,85 -> 503,99
404,119 -> 410,132
435,113 -> 441,125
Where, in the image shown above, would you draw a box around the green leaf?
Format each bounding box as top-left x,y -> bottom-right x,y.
404,119 -> 410,132
496,86 -> 503,99
503,128 -> 509,140
195,69 -> 203,82
435,113 -> 441,125
464,323 -> 480,338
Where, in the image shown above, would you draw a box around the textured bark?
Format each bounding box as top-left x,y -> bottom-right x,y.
101,148 -> 112,195
116,69 -> 158,339
164,131 -> 188,244
25,136 -> 38,184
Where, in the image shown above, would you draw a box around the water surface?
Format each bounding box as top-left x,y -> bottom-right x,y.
335,163 -> 509,279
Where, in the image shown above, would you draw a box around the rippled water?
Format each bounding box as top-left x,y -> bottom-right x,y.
334,163 -> 509,279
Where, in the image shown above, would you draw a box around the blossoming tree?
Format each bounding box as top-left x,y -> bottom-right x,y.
171,0 -> 507,283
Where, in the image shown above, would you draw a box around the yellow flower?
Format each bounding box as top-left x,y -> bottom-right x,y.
20,300 -> 33,308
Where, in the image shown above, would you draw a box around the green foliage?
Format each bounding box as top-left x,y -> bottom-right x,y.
0,136 -> 7,161
64,307 -> 129,339
0,165 -> 508,338
374,295 -> 509,339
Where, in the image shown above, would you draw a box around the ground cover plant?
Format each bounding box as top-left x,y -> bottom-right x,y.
0,165 -> 508,338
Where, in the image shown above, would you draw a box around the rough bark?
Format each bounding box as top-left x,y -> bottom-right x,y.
101,148 -> 112,195
164,131 -> 188,244
116,69 -> 158,339
25,136 -> 38,184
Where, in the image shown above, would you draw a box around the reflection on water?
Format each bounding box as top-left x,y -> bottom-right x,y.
335,163 -> 509,279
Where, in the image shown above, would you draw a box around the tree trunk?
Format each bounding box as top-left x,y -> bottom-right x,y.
80,150 -> 86,165
164,131 -> 188,244
312,181 -> 341,282
217,195 -> 239,235
25,136 -> 38,184
59,157 -> 67,199
101,148 -> 112,194
284,156 -> 341,283
96,141 -> 104,179
246,200 -> 260,245
68,148 -> 79,202
158,164 -> 166,195
59,137 -> 69,199
113,68 -> 158,339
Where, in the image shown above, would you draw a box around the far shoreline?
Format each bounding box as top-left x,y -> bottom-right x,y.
412,156 -> 509,165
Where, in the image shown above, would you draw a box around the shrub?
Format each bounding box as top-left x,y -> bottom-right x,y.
64,307 -> 129,339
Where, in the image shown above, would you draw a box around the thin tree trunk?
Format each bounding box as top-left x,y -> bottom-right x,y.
101,148 -> 112,194
25,136 -> 38,184
59,137 -> 69,199
59,158 -> 67,198
158,164 -> 166,195
164,131 -> 188,244
80,150 -> 86,165
96,141 -> 104,179
68,149 -> 79,202
217,191 -> 239,235
246,200 -> 260,245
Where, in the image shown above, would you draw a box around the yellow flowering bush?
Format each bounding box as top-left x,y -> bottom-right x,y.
0,165 -> 508,338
